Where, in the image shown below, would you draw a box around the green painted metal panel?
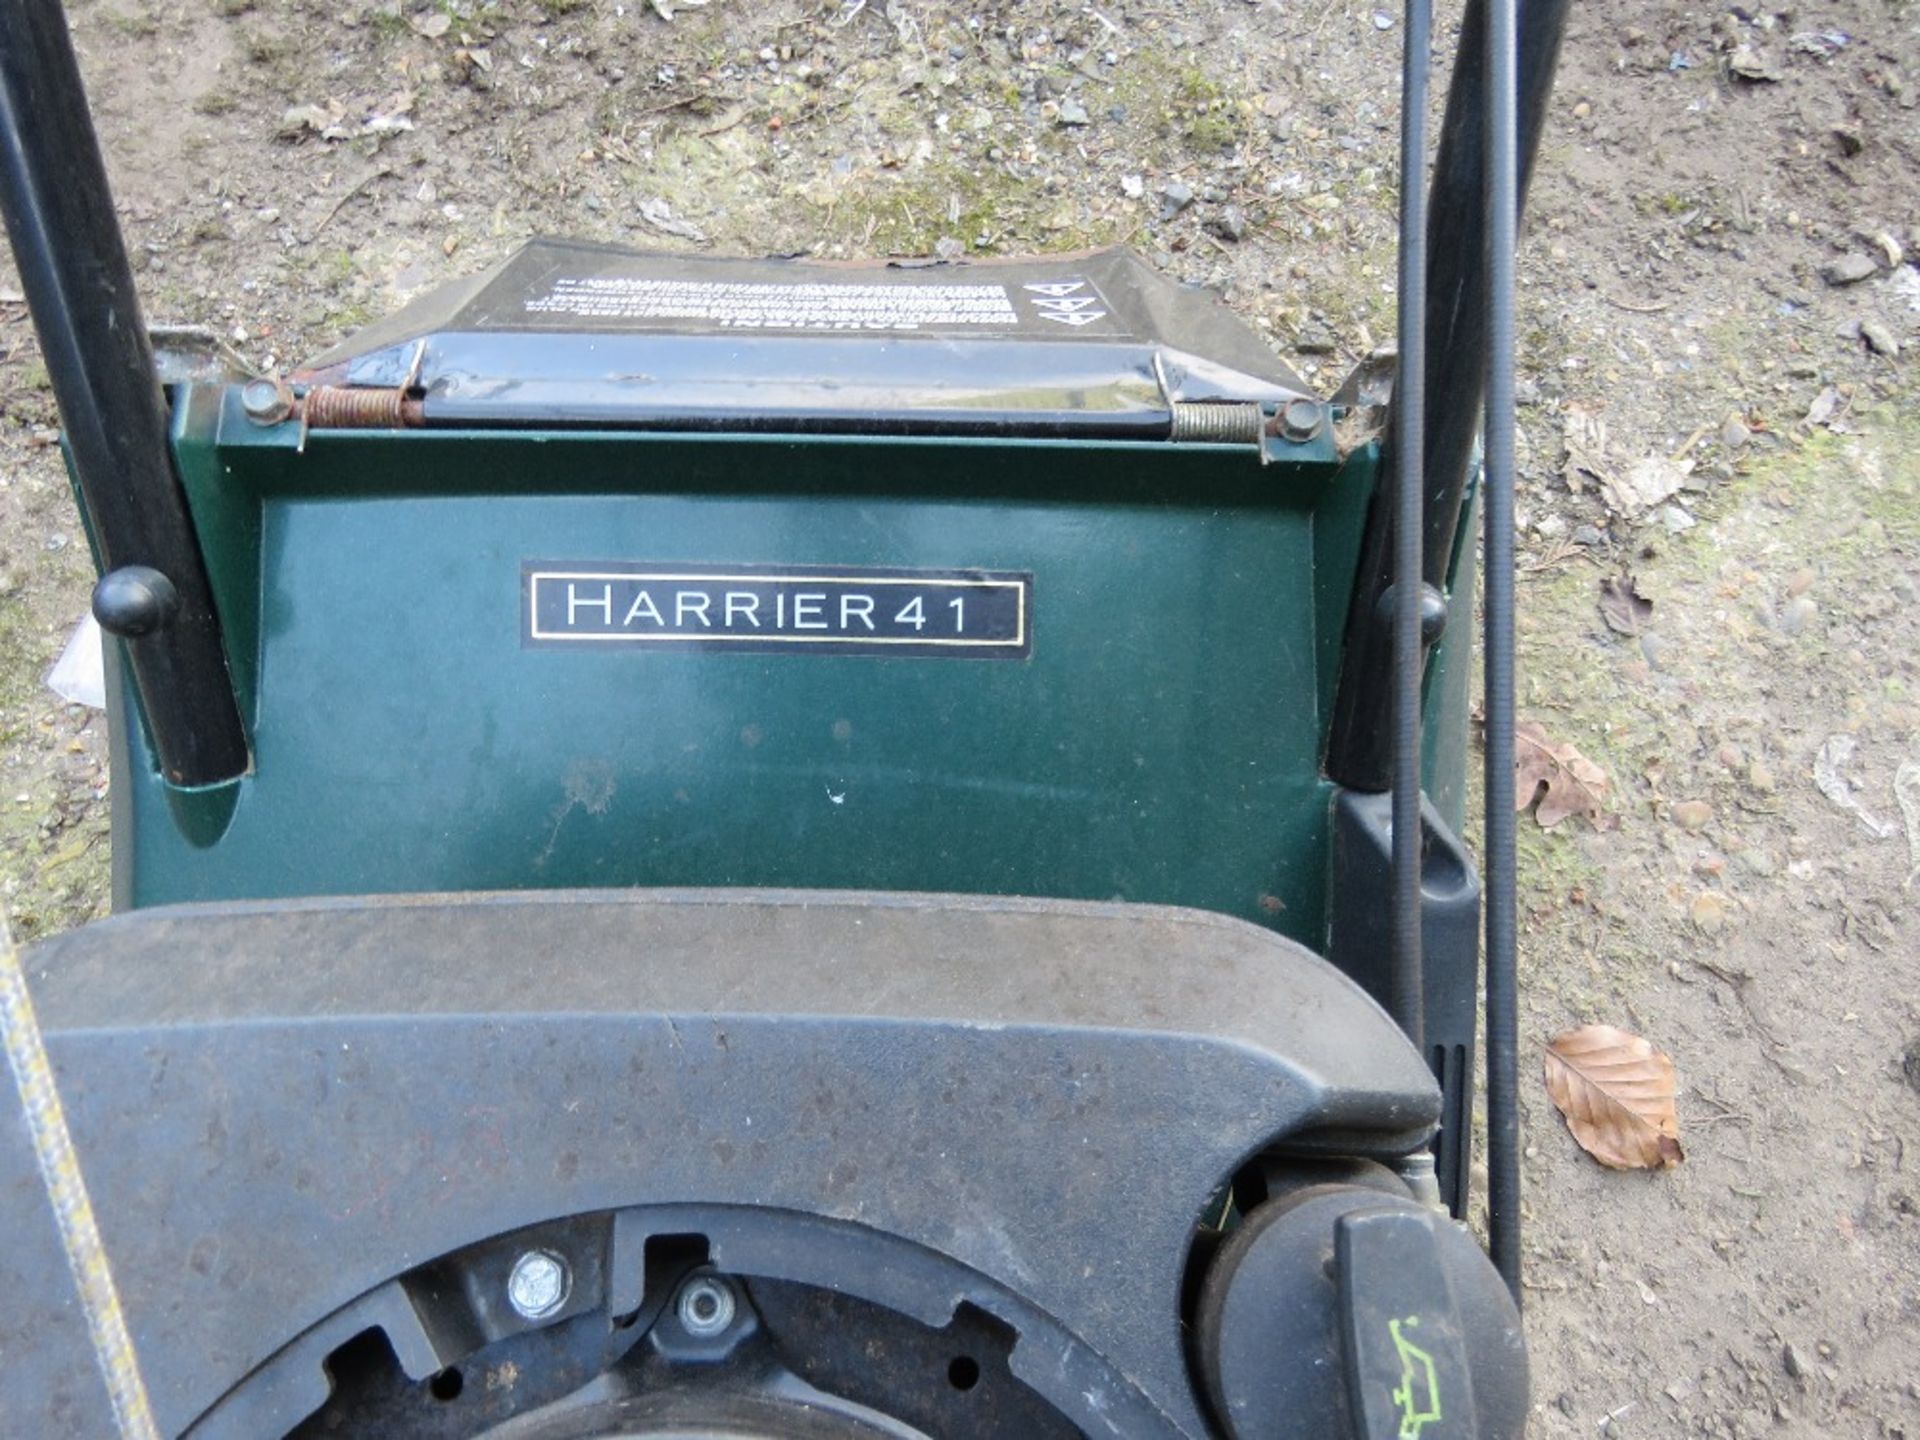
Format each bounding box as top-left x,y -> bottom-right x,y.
114,388 -> 1402,952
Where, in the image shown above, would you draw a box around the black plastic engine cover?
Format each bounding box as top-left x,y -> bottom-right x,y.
0,890 -> 1437,1438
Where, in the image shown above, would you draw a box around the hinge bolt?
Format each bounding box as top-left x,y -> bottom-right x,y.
1275,396 -> 1325,443
506,1250 -> 570,1321
240,378 -> 293,426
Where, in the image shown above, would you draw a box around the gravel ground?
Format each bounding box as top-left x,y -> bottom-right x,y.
2,0 -> 1917,1433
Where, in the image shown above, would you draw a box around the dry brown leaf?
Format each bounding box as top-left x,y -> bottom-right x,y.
1601,453 -> 1690,515
1544,1024 -> 1684,1170
1560,408 -> 1614,495
1515,721 -> 1610,828
1598,572 -> 1654,635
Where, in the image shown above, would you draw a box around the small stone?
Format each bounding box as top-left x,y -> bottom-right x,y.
1572,524 -> 1606,547
1120,174 -> 1144,200
1748,760 -> 1776,793
1294,319 -> 1338,355
1782,1342 -> 1807,1380
1208,204 -> 1250,242
1371,9 -> 1394,27
1573,100 -> 1592,120
1821,252 -> 1878,286
1673,800 -> 1713,830
1719,414 -> 1749,450
1717,743 -> 1744,768
1779,595 -> 1819,635
1833,124 -> 1864,156
1859,316 -> 1900,356
1640,633 -> 1670,670
1728,43 -> 1780,81
1691,891 -> 1728,932
1786,567 -> 1815,597
1056,97 -> 1090,127
1661,504 -> 1696,533
1159,180 -> 1195,218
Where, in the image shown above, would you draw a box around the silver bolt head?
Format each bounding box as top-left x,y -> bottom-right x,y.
676,1276 -> 737,1338
506,1250 -> 570,1321
240,378 -> 293,425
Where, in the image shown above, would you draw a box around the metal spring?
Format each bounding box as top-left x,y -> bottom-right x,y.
301,385 -> 425,430
1169,402 -> 1265,444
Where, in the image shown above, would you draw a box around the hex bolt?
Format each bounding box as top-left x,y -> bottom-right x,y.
506,1250 -> 570,1322
240,377 -> 293,426
1276,396 -> 1325,444
675,1275 -> 737,1338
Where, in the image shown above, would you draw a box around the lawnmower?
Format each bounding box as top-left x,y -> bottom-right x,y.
0,0 -> 1568,1433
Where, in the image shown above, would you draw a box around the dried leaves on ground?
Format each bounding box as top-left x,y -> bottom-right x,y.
1598,572 -> 1654,635
1602,453 -> 1690,516
1544,1024 -> 1684,1171
1515,721 -> 1611,828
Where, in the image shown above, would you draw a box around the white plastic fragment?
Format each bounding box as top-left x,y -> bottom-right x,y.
1895,758 -> 1920,888
1812,734 -> 1895,839
46,614 -> 105,710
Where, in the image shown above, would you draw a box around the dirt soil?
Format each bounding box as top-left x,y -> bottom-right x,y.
3,0 -> 1918,1434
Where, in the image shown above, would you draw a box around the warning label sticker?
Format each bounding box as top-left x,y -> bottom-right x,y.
517,274 -> 1118,335
526,278 -> 1019,332
1019,279 -> 1109,328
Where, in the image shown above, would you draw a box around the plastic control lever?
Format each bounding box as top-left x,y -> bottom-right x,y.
1336,1206 -> 1479,1440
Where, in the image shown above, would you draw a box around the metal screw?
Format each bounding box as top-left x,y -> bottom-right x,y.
675,1276 -> 737,1338
1276,396 -> 1325,443
240,378 -> 293,426
506,1250 -> 570,1321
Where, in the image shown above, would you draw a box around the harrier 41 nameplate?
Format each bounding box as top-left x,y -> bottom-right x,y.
524,563 -> 1031,658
